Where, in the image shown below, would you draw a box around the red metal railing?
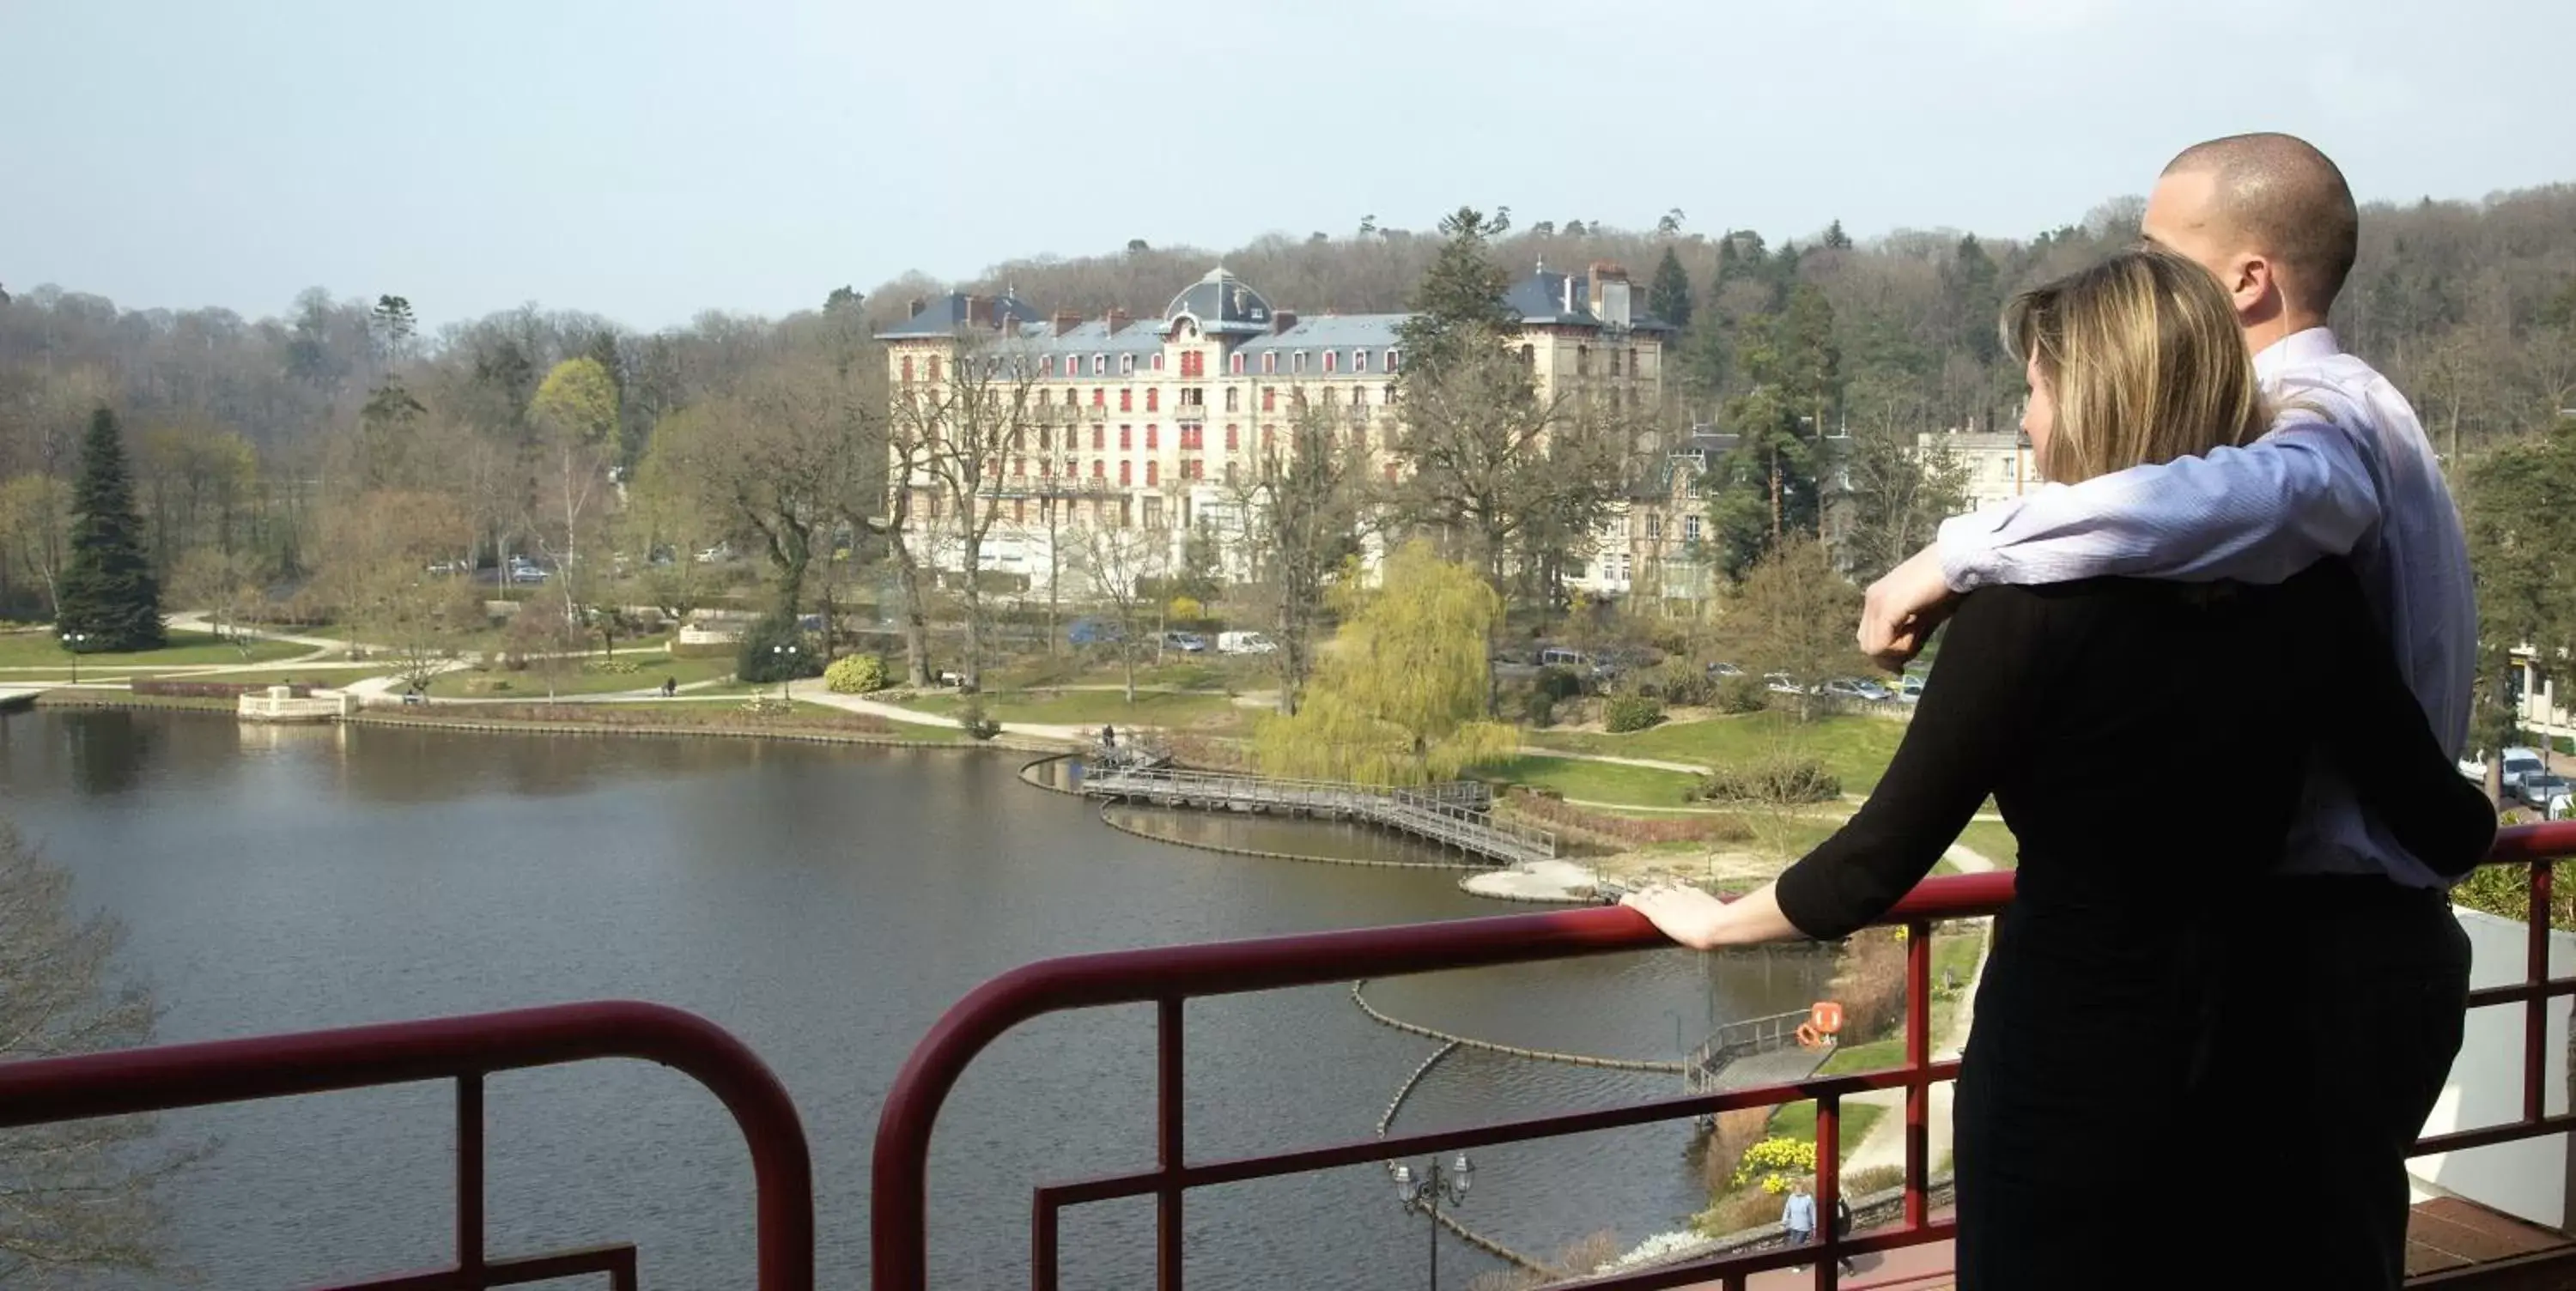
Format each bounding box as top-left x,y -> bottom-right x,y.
873,821 -> 2576,1291
0,1000 -> 814,1291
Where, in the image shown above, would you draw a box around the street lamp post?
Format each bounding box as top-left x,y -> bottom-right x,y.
1392,1153 -> 1473,1290
58,631 -> 89,685
771,643 -> 800,705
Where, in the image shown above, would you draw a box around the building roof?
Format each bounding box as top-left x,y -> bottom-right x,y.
878,290 -> 1046,339
1504,270 -> 1678,334
887,265 -> 1669,353
1163,268 -> 1276,336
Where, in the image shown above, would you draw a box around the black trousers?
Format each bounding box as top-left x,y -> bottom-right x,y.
2210,877 -> 2471,1291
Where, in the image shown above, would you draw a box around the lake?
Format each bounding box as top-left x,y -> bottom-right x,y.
0,709 -> 1833,1289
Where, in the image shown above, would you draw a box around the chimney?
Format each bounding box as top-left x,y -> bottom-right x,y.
1054,310 -> 1081,337
908,298 -> 927,318
1271,309 -> 1297,336
1105,308 -> 1132,336
1589,262 -> 1632,327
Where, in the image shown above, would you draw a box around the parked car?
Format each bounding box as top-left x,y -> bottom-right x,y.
1823,677 -> 1894,702
2501,749 -> 2546,791
508,565 -> 548,585
695,543 -> 732,564
1539,647 -> 1591,670
1067,617 -> 1123,646
425,559 -> 466,575
2518,773 -> 2571,811
1898,674 -> 1925,703
1163,631 -> 1207,653
1218,631 -> 1278,655
1706,661 -> 1745,677
1763,672 -> 1805,695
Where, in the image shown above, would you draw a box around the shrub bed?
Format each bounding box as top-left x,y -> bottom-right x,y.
449,703 -> 895,734
1698,756 -> 1842,804
1506,790 -> 1752,846
1604,692 -> 1667,733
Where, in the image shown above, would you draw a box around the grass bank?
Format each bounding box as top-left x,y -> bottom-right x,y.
1471,755 -> 1706,807
0,628 -> 311,670
1525,712 -> 1906,791
896,688 -> 1242,729
427,652 -> 735,699
1814,923 -> 1990,1076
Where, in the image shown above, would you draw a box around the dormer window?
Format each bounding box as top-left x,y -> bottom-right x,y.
1229,352 -> 1245,375
1119,354 -> 1136,376
1321,349 -> 1336,374
1261,353 -> 1276,375
1292,351 -> 1307,373
1386,349 -> 1400,371
1352,349 -> 1368,373
1151,353 -> 1164,372
1091,355 -> 1106,376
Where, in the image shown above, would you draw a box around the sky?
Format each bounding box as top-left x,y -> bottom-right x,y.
4,0 -> 2573,332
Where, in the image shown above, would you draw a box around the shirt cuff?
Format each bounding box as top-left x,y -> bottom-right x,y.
1935,507 -> 2015,593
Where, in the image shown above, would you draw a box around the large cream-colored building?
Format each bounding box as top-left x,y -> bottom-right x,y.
1928,428 -> 2039,513
880,264 -> 1672,590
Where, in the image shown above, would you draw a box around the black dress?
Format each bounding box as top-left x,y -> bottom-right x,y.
1771,563 -> 2489,1290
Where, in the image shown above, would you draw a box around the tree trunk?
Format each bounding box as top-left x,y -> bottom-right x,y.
888,537 -> 933,689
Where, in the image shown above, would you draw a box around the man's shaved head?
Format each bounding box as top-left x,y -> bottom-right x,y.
2157,132 -> 2359,317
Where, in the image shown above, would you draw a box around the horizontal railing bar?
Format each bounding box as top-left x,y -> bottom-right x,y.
1036,1061 -> 1961,1205
2413,1112 -> 2576,1157
318,1245 -> 639,1291
1562,1221 -> 1963,1291
2464,978 -> 2576,1009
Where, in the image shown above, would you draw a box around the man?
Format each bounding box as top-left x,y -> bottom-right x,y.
1862,133 -> 2474,1288
1781,1179 -> 1817,1269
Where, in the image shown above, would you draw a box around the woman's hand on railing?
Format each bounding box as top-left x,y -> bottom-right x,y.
1623,881 -> 1801,950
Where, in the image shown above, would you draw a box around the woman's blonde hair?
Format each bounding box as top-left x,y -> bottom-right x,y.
2002,249 -> 2271,484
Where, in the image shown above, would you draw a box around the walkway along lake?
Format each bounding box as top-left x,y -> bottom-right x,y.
0,708 -> 1835,1289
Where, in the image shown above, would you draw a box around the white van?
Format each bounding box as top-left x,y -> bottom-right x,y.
1218,631 -> 1277,655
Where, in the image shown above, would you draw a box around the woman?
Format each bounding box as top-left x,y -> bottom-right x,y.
1623,250 -> 2490,1288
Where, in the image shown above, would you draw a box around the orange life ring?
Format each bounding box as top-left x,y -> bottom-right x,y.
1795,1022 -> 1825,1048
1810,1002 -> 1844,1035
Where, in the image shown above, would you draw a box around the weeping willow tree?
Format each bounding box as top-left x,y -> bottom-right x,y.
1254,540 -> 1517,785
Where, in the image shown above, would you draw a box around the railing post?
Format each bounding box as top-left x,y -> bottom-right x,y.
1816,1092 -> 1839,1291
1904,918 -> 1931,1227
458,1072 -> 486,1282
1157,997 -> 1185,1291
2530,863 -> 2553,1125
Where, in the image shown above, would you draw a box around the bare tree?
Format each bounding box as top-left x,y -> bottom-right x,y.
890,333 -> 1047,691
0,820 -> 203,1286
1227,399 -> 1370,713
1071,514 -> 1166,705
1834,370 -> 1969,583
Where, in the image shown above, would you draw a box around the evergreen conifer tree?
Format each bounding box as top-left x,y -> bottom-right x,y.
1648,245 -> 1695,330
56,409 -> 163,651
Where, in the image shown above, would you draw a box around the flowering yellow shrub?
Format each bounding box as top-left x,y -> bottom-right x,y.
1728,1136 -> 1817,1190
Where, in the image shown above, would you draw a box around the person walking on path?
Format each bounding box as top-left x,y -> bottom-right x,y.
1781,1180 -> 1817,1270
1855,133 -> 2486,1291
1832,1194 -> 1856,1276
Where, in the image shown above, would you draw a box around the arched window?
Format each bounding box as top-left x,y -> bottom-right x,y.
1261,352 -> 1276,375
1145,425 -> 1159,450
1292,351 -> 1307,373
1385,349 -> 1400,371
1224,424 -> 1239,450
1229,352 -> 1245,375
1145,460 -> 1159,486
927,356 -> 943,381
1321,349 -> 1336,374
1091,355 -> 1106,376
901,355 -> 915,383
1146,388 -> 1159,412
1119,354 -> 1136,376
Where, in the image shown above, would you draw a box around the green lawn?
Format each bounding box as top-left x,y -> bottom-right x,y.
1470,755 -> 1705,807
427,652 -> 734,699
1527,712 -> 1908,791
1764,1099 -> 1888,1161
135,664 -> 392,688
896,688 -> 1242,728
1815,924 -> 1990,1076
0,629 -> 311,670
1953,821 -> 2020,870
